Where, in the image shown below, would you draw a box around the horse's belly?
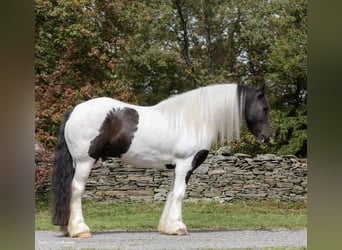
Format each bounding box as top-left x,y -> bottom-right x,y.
120,134 -> 178,169
118,107 -> 201,169
120,131 -> 198,170
120,156 -> 169,169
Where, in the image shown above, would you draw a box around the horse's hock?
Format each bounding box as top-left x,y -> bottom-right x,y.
79,148 -> 307,202
35,148 -> 307,202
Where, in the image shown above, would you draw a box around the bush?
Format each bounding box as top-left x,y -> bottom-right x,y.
230,109 -> 307,157
272,109 -> 307,157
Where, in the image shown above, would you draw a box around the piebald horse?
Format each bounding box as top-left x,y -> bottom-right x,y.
51,83 -> 270,237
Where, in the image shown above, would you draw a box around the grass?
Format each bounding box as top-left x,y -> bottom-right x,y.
35,199 -> 307,231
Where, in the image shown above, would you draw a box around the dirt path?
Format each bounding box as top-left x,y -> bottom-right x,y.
35,228 -> 307,249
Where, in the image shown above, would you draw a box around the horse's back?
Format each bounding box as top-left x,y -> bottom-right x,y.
67,97 -> 125,128
74,97 -> 127,113
63,96 -> 202,166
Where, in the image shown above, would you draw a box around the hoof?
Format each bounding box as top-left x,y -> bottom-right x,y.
159,228 -> 189,236
60,226 -> 69,237
175,228 -> 189,236
75,232 -> 92,238
59,226 -> 92,238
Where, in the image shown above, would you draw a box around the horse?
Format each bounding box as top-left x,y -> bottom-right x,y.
51,83 -> 270,237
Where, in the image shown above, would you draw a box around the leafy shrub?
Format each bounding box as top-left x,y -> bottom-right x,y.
272,109 -> 307,157
230,109 -> 307,157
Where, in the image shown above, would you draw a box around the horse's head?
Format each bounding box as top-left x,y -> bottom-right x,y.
242,85 -> 271,143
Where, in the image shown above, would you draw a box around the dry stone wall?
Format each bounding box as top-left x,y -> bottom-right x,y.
83,149 -> 307,203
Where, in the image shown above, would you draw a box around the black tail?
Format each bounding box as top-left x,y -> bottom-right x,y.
51,110 -> 75,226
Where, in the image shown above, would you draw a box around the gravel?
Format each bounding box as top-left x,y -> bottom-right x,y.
35,228 -> 307,250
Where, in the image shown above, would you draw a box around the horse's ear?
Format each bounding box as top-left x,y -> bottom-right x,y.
257,84 -> 266,99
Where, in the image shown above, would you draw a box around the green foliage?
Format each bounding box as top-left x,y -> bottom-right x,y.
272,109 -> 307,157
35,0 -> 307,156
230,128 -> 276,156
231,109 -> 307,157
266,0 -> 307,110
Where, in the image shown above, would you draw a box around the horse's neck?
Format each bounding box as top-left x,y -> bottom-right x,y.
155,84 -> 241,148
237,84 -> 250,125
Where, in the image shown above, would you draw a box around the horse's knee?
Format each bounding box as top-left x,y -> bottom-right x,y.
172,173 -> 189,201
71,179 -> 85,198
172,188 -> 185,201
71,161 -> 93,195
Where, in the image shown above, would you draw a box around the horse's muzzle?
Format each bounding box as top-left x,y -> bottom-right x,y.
257,134 -> 270,143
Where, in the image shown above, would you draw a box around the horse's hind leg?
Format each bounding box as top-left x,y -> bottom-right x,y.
67,157 -> 93,237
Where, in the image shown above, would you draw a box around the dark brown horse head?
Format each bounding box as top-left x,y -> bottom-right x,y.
238,84 -> 271,143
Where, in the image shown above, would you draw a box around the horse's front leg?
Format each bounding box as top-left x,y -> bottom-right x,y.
158,160 -> 191,235
158,150 -> 209,235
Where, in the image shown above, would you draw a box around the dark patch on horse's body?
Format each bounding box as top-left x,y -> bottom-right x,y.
165,164 -> 176,169
185,149 -> 209,184
88,107 -> 139,161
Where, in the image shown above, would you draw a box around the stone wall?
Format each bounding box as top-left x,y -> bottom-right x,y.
83,150 -> 307,203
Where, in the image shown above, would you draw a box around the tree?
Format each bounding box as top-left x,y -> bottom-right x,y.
267,0 -> 307,111
35,0 -> 138,148
35,0 -> 307,156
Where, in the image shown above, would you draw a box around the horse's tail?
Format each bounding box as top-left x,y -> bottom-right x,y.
51,109 -> 75,226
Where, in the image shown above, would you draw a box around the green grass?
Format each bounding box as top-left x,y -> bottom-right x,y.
35,199 -> 307,231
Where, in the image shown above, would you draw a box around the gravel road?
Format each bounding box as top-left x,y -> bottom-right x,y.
35,228 -> 307,250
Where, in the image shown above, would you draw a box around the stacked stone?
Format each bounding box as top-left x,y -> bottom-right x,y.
81,149 -> 307,203
85,159 -> 160,202
186,152 -> 307,202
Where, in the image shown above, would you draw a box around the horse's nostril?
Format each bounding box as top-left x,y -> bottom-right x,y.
258,134 -> 269,143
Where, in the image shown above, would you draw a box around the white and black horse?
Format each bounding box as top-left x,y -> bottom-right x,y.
51,83 -> 270,237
